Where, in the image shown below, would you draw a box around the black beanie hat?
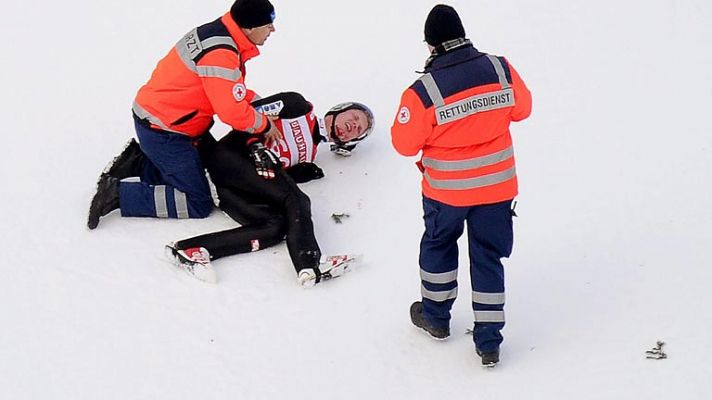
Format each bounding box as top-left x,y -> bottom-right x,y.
231,0 -> 276,29
424,4 -> 466,46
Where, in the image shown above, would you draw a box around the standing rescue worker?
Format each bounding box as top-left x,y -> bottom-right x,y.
88,0 -> 280,229
391,4 -> 532,367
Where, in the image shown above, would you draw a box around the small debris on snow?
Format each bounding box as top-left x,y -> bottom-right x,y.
331,213 -> 350,224
646,340 -> 667,360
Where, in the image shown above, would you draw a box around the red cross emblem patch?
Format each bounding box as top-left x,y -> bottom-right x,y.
398,106 -> 410,124
232,83 -> 247,101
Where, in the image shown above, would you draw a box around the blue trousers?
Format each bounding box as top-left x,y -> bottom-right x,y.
419,196 -> 513,352
118,120 -> 213,219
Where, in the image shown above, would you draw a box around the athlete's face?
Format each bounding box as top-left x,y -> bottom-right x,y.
244,23 -> 275,46
326,110 -> 369,142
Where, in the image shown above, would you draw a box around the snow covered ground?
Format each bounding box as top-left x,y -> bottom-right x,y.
2,0 -> 712,398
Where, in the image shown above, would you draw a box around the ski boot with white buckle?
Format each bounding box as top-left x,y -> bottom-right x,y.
297,268 -> 318,287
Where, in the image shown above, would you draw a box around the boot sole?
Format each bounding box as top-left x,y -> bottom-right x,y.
411,324 -> 450,341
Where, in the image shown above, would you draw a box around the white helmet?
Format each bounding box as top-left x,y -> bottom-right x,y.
325,102 -> 375,155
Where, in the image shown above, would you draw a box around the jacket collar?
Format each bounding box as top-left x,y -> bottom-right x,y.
422,39 -> 482,72
221,12 -> 260,62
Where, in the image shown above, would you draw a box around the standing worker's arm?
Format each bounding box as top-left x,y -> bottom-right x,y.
504,59 -> 532,122
391,89 -> 432,157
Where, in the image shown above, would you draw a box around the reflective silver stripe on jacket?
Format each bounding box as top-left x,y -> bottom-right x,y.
244,110 -> 264,134
474,310 -> 505,323
486,54 -> 510,89
174,189 -> 189,219
201,36 -> 236,51
420,269 -> 458,284
175,28 -> 239,72
418,73 -> 445,107
422,146 -> 514,171
472,291 -> 505,305
154,186 -> 169,218
421,285 -> 458,302
176,28 -> 202,72
196,66 -> 242,81
132,101 -> 184,134
419,55 -> 515,126
424,166 -> 516,191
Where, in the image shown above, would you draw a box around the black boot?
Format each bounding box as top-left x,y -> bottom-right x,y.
410,301 -> 450,340
87,175 -> 120,229
103,138 -> 145,180
476,347 -> 500,367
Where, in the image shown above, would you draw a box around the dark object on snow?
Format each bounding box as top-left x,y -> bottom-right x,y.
410,301 -> 450,340
87,175 -> 120,229
331,213 -> 350,224
103,138 -> 145,180
476,347 -> 500,368
645,341 -> 667,360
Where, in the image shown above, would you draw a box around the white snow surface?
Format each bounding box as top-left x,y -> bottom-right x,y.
2,0 -> 712,399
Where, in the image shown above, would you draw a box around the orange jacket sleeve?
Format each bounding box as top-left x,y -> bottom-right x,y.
506,59 -> 532,122
245,89 -> 259,103
197,49 -> 268,134
391,88 -> 433,157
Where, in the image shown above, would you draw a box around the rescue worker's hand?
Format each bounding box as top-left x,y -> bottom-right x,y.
262,119 -> 281,148
248,142 -> 280,180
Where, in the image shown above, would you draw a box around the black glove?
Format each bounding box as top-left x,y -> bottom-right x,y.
248,142 -> 280,180
286,162 -> 325,183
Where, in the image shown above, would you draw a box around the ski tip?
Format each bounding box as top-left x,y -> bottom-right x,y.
185,265 -> 218,285
202,271 -> 218,285
346,253 -> 363,264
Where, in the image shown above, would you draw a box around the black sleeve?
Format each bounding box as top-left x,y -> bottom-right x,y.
194,131 -> 218,161
313,119 -> 326,144
217,129 -> 253,156
252,92 -> 311,119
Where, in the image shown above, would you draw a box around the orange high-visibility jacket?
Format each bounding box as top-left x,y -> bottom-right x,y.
133,12 -> 269,137
391,44 -> 532,206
